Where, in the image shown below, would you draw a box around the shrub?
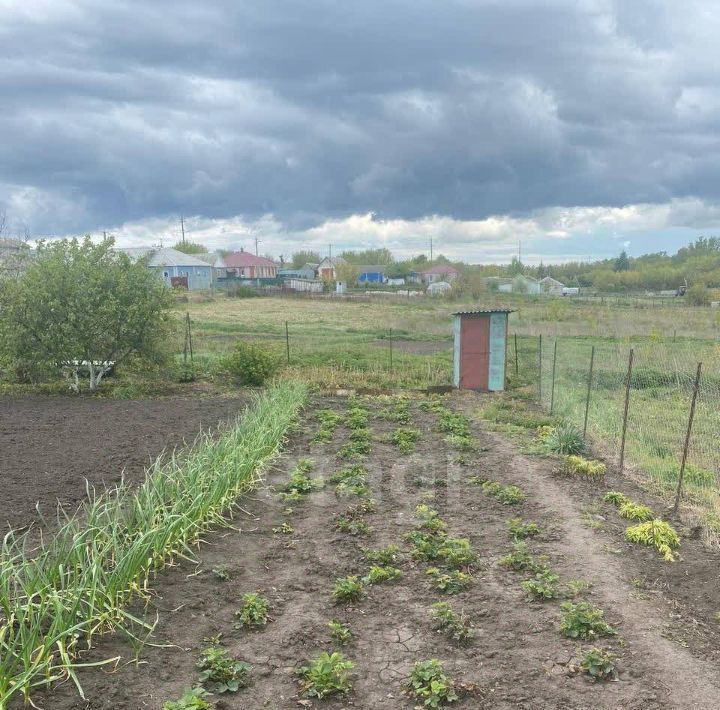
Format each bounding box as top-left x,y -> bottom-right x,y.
332,576 -> 365,603
235,592 -> 270,627
563,455 -> 606,479
197,647 -> 251,693
297,652 -> 354,699
221,341 -> 280,386
580,648 -> 618,681
430,602 -> 475,643
618,502 -> 654,522
560,602 -> 616,640
163,688 -> 213,710
625,520 -> 680,561
539,423 -> 586,455
405,659 -> 458,707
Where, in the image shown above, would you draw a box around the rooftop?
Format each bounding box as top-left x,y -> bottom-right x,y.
452,308 -> 515,315
117,247 -> 212,268
422,264 -> 460,274
223,251 -> 277,268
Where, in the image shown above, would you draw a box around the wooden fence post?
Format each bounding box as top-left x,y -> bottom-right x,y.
389,328 -> 393,372
285,321 -> 290,364
550,338 -> 558,414
583,345 -> 595,439
514,334 -> 519,377
673,362 -> 703,513
619,348 -> 634,471
538,334 -> 543,405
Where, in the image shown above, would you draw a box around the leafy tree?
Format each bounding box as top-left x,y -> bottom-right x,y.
686,283 -> 710,306
0,237 -> 172,391
508,257 -> 524,276
292,250 -> 321,268
173,240 -> 208,254
614,250 -> 630,272
340,248 -> 394,265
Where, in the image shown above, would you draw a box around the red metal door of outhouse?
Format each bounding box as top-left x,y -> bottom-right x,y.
459,315 -> 490,390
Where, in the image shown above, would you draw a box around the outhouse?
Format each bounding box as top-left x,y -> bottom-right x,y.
452,309 -> 513,391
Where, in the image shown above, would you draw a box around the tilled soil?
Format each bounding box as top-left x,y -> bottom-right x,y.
0,394 -> 247,529
19,392 -> 720,709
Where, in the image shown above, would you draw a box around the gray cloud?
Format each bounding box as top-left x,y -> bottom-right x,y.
2,0 -> 720,247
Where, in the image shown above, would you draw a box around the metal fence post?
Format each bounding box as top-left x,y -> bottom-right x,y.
673,362 -> 703,513
583,345 -> 595,439
619,348 -> 634,471
285,321 -> 291,364
550,338 -> 558,414
538,334 -> 543,405
514,334 -> 519,377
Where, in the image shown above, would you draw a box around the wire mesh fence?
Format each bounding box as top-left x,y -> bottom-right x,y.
513,333 -> 720,521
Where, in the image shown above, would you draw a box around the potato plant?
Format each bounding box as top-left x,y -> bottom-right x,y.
500,542 -> 545,572
560,602 -> 617,640
332,576 -> 365,603
507,518 -> 540,541
297,652 -> 354,699
521,569 -> 560,600
331,465 -> 370,496
426,568 -> 472,594
580,648 -> 618,681
430,602 -> 475,643
363,565 -> 402,584
364,544 -> 401,566
405,659 -> 458,707
235,592 -> 270,627
163,688 -> 213,710
335,517 -> 372,536
328,620 -> 353,645
197,647 -> 251,693
391,427 -> 422,454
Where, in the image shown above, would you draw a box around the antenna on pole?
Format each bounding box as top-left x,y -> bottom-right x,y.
181,216 -> 186,244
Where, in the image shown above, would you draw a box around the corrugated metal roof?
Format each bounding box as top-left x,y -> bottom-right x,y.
117,247 -> 212,268
452,308 -> 515,315
223,251 -> 277,268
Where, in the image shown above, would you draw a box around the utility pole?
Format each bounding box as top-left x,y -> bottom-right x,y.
180,216 -> 186,244
254,234 -> 261,256
518,240 -> 522,264
329,244 -> 333,259
430,237 -> 433,262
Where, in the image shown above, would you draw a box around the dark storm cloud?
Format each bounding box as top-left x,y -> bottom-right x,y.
2,0 -> 720,237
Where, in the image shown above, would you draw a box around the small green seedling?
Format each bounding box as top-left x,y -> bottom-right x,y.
405,659 -> 458,707
521,569 -> 560,600
500,542 -> 543,572
328,619 -> 352,645
625,519 -> 680,561
335,517 -> 372,536
363,565 -> 402,585
391,427 -> 422,453
297,651 -> 354,699
426,568 -> 472,594
364,544 -> 401,566
272,522 -> 294,535
197,647 -> 251,693
430,602 -> 475,643
507,518 -> 540,541
560,602 -> 617,640
580,647 -> 618,681
332,576 -> 365,603
211,566 -> 230,581
163,688 -> 213,710
235,592 -> 270,627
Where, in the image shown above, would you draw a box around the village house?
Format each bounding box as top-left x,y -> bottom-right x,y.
356,265 -> 387,284
220,250 -> 279,280
316,256 -> 347,281
539,276 -> 565,295
118,247 -> 213,290
419,264 -> 460,284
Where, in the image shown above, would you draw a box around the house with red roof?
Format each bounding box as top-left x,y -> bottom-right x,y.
220,249 -> 279,280
414,264 -> 460,284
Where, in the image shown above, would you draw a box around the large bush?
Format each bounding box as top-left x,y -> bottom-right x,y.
222,341 -> 281,385
0,236 -> 172,391
686,283 -> 710,306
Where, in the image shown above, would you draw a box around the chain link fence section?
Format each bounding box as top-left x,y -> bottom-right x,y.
514,333 -> 720,522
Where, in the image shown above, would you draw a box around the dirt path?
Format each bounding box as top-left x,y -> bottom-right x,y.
24,392 -> 720,710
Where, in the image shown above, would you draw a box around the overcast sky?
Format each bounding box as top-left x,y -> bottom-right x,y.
3,0 -> 720,263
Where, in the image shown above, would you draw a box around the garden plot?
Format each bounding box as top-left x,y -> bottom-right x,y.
26,392 -> 720,709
